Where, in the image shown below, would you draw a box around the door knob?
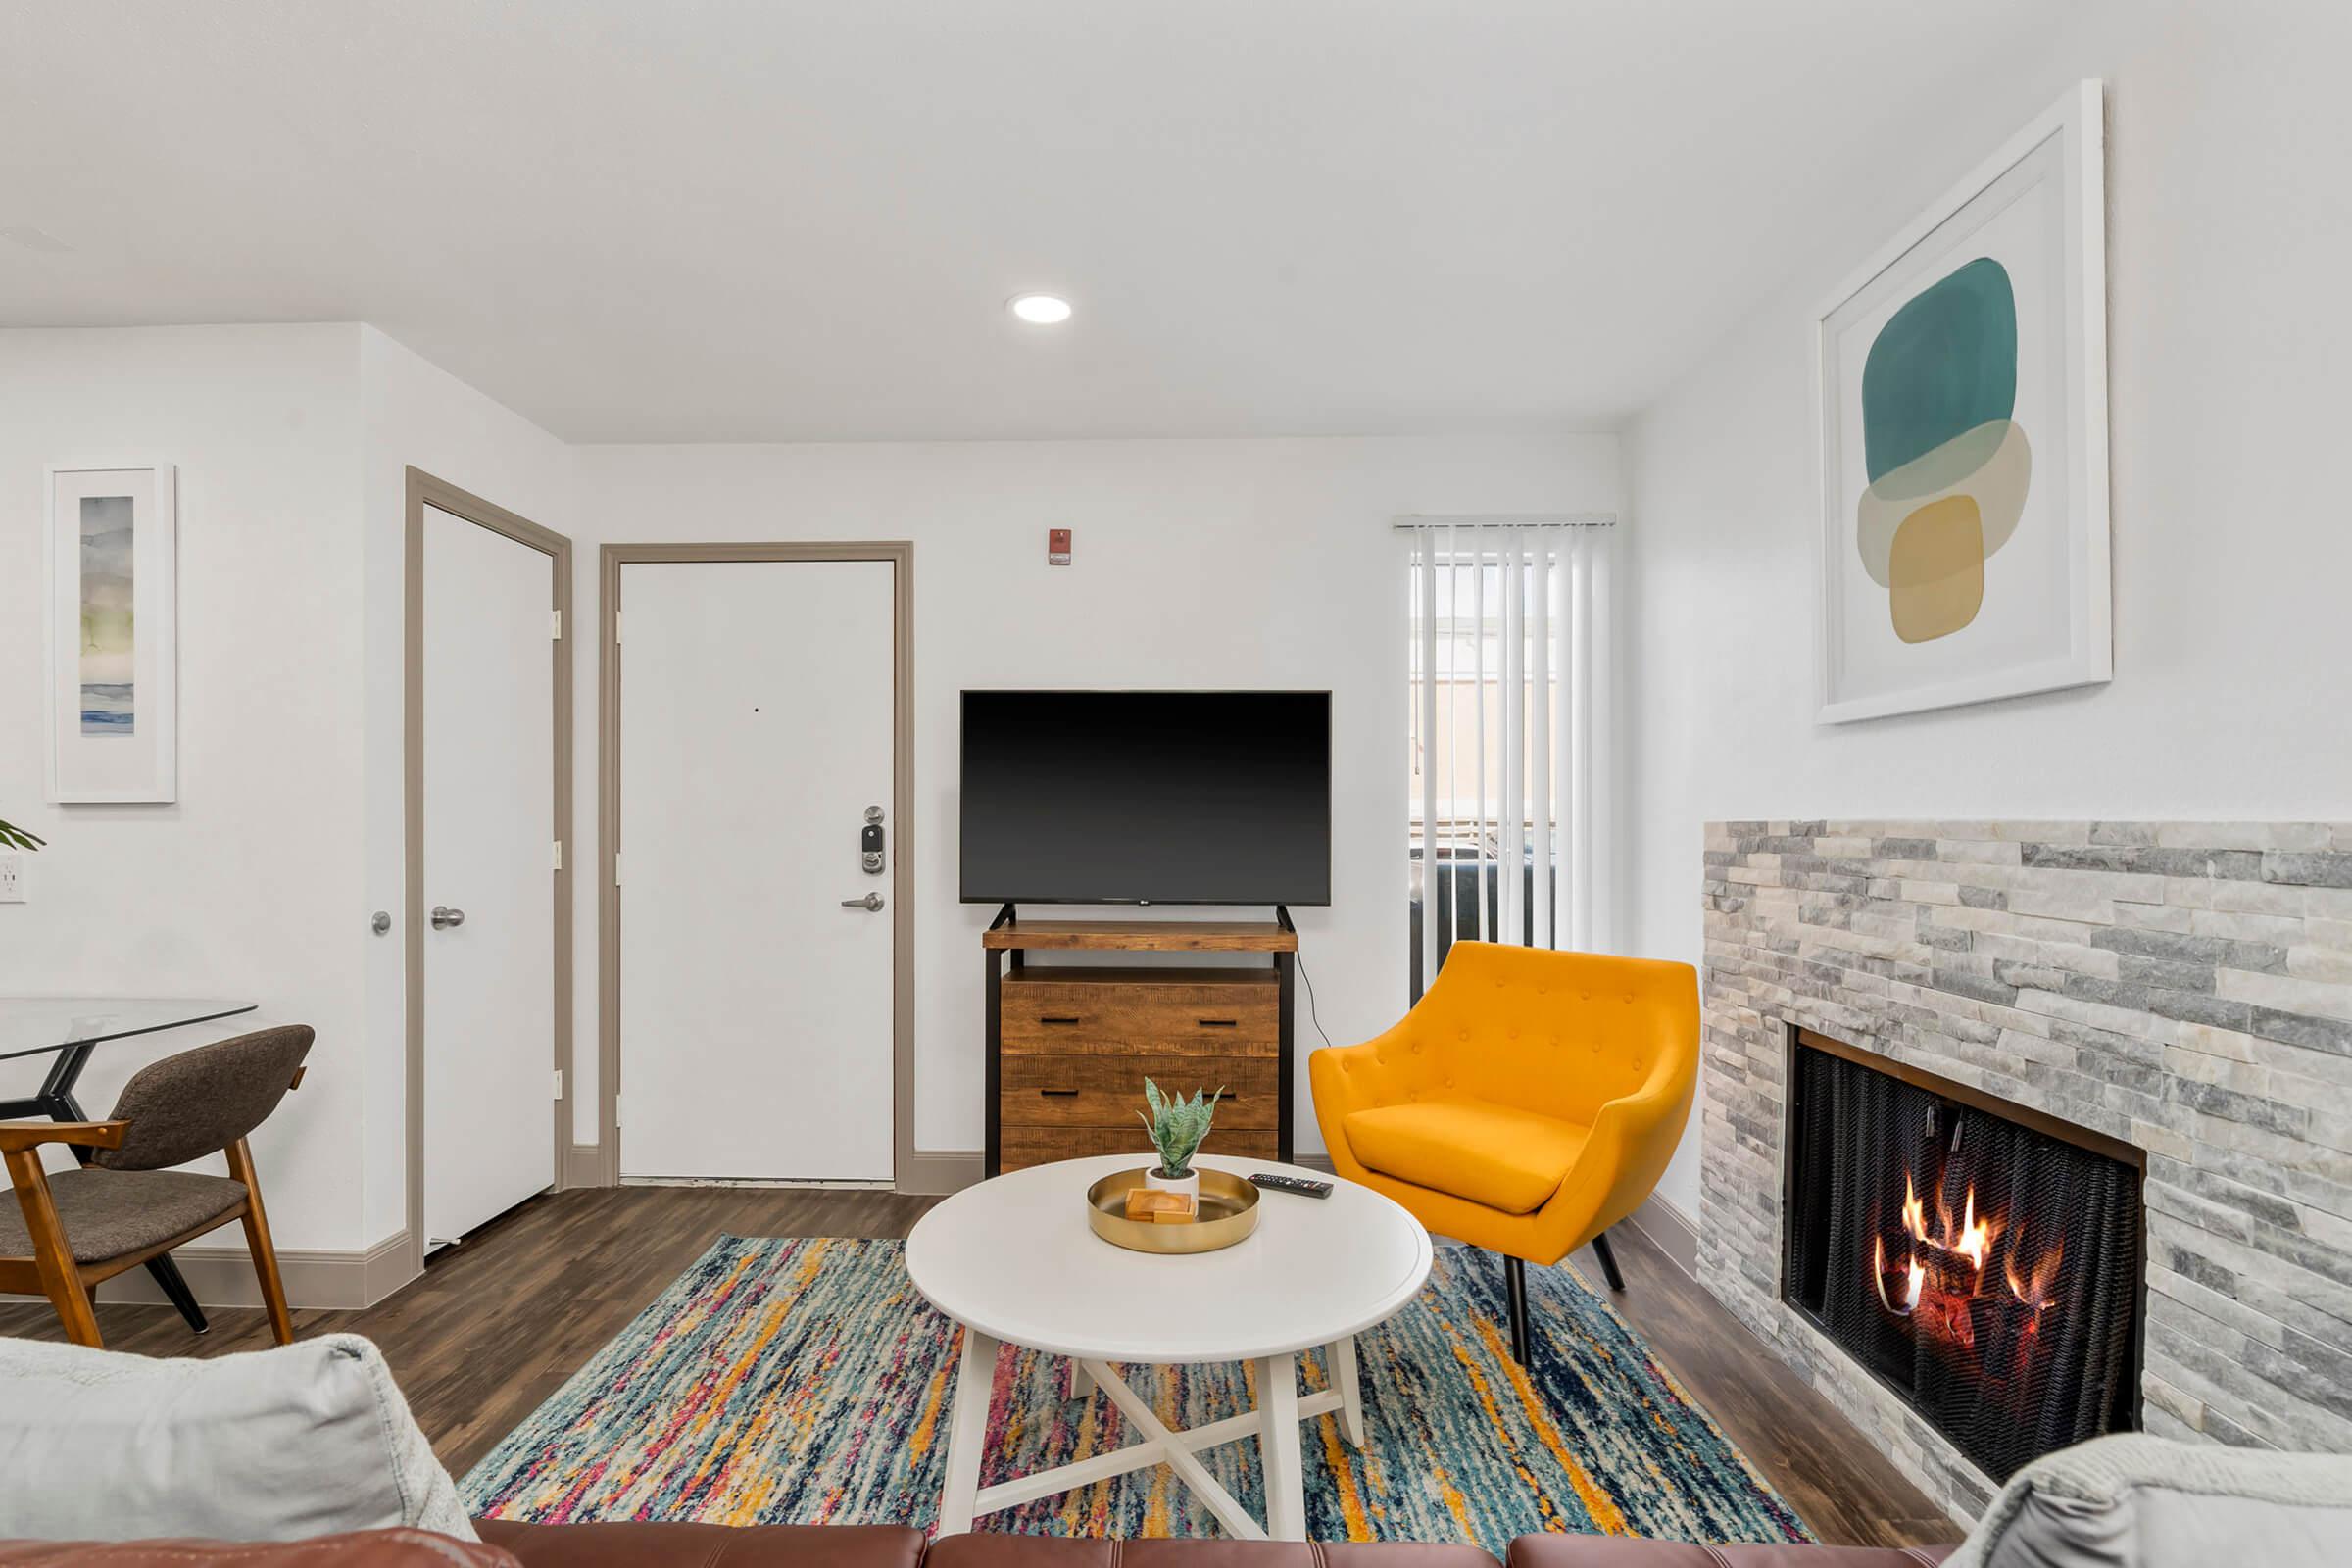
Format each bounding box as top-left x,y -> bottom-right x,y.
430,906 -> 466,930
841,893 -> 885,911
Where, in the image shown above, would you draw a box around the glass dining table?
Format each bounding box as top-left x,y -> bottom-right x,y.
1,996 -> 260,1332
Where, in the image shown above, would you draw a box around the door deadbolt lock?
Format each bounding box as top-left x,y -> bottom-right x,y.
861,819 -> 886,874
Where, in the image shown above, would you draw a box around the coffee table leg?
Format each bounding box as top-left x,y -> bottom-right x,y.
937,1325 -> 1000,1536
1329,1335 -> 1365,1448
1066,1356 -> 1095,1401
1255,1351 -> 1306,1540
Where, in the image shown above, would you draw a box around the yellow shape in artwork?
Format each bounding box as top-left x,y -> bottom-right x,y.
1887,495 -> 1985,643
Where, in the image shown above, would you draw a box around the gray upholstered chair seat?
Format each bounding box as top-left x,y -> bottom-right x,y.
2,1023 -> 311,1348
0,1167 -> 247,1263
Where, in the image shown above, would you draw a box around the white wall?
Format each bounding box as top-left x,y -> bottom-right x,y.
0,323 -> 575,1271
358,326 -> 575,1246
1622,0 -> 2352,1218
568,434 -> 1621,1155
0,324 -> 372,1251
0,321 -> 1611,1271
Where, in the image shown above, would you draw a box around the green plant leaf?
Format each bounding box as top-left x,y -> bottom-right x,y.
1137,1078 -> 1222,1177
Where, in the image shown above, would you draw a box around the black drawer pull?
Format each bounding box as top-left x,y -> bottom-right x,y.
1038,1087 -> 1079,1097
1196,1018 -> 1239,1028
1038,1016 -> 1082,1025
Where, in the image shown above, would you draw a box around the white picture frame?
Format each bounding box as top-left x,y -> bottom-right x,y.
45,462 -> 178,802
1813,80 -> 2110,724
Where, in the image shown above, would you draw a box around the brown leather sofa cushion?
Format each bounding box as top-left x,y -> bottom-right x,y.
2,1527 -> 1958,1568
1505,1540 -> 1956,1568
473,1520 -> 925,1568
0,1531 -> 517,1568
925,1539 -> 1502,1568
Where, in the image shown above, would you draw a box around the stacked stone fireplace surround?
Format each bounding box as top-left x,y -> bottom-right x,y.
1699,819 -> 2352,1522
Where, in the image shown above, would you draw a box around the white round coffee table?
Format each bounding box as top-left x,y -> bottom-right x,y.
905,1152 -> 1432,1541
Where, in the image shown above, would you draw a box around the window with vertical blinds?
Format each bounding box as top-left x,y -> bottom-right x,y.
1405,517 -> 1614,999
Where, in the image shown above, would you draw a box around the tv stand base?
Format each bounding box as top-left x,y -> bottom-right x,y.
981,910 -> 1298,1175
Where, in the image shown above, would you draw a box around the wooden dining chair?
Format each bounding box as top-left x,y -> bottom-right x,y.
0,1024 -> 313,1348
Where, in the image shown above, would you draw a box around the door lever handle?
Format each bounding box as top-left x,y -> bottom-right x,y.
841,893 -> 885,911
430,906 -> 466,930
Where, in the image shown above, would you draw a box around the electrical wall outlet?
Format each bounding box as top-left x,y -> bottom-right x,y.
0,852 -> 24,903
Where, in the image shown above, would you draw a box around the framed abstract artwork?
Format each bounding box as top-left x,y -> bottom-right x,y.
1813,81 -> 2109,723
45,463 -> 177,802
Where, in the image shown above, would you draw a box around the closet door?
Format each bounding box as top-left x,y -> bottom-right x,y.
420,503 -> 559,1245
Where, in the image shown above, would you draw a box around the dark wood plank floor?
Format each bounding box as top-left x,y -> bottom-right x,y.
0,1189 -> 1953,1549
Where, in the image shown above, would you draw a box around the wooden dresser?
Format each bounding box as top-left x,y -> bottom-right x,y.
983,915 -> 1297,1174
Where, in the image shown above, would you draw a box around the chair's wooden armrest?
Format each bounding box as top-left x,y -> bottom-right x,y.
0,1119 -> 130,1154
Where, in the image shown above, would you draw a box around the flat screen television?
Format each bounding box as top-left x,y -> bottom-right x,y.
959,690 -> 1332,906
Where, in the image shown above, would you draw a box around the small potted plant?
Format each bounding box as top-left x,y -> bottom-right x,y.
1138,1077 -> 1223,1203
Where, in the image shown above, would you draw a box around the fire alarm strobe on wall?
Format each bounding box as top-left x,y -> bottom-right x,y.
1047,527 -> 1071,565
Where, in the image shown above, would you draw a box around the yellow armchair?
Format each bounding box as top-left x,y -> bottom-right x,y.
1310,940 -> 1698,1361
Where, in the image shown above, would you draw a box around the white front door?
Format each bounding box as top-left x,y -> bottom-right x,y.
618,559 -> 897,1182
420,503 -> 558,1245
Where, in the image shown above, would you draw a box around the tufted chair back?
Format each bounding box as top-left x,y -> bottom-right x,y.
1410,942 -> 1696,1129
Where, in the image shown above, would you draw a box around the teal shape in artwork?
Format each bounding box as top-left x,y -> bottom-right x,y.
1860,257 -> 2018,483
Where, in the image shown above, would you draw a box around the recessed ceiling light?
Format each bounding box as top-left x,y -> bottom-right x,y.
1008,293 -> 1073,325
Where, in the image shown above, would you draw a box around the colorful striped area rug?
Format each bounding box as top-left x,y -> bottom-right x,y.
462,1236 -> 1811,1551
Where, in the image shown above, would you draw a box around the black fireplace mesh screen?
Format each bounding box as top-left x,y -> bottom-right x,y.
1783,1041 -> 2143,1482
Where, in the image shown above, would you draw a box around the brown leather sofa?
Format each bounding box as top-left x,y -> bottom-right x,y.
4,1522 -> 1960,1568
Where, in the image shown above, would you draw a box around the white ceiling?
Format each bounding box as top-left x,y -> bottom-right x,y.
1,1 -> 2066,443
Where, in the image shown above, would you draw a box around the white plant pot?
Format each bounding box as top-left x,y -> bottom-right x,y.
1144,1167 -> 1200,1203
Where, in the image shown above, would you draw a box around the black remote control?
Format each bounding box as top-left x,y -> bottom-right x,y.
1250,1172 -> 1333,1199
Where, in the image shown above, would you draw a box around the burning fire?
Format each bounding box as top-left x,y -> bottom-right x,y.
1892,1169 -> 1996,1271
1874,1165 -> 2060,1363
2006,1238 -> 2064,1313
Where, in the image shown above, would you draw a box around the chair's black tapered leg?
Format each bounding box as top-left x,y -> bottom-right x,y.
1503,1253 -> 1531,1364
148,1254 -> 209,1334
1591,1229 -> 1627,1292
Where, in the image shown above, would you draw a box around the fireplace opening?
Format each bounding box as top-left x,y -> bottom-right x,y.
1781,1028 -> 2145,1483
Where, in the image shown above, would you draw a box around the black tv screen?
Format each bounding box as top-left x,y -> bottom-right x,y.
960,690 -> 1332,906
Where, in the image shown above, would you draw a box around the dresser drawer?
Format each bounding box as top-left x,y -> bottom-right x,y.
1000,972 -> 1279,1054
1000,1124 -> 1280,1172
1001,1054 -> 1279,1129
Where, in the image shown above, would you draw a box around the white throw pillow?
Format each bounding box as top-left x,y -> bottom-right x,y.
1947,1433 -> 2352,1568
0,1333 -> 477,1543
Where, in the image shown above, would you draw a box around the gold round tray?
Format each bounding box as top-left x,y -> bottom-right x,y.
1085,1167 -> 1261,1254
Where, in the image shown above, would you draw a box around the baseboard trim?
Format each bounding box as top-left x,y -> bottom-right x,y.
899,1150 -> 983,1195
564,1142 -> 607,1190
1625,1192 -> 1698,1277
77,1231 -> 416,1312
557,1146 -> 983,1197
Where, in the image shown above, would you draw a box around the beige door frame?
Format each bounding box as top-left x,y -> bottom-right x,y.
403,467 -> 575,1279
594,542 -> 916,1187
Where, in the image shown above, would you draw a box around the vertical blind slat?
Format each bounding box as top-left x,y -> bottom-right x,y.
1571,529 -> 1594,950
1550,531 -> 1574,952
1588,528 -> 1611,949
1472,528 -> 1488,945
1445,519 -> 1461,961
1417,526 -> 1439,990
1501,528 -> 1523,946
1529,528 -> 1552,952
